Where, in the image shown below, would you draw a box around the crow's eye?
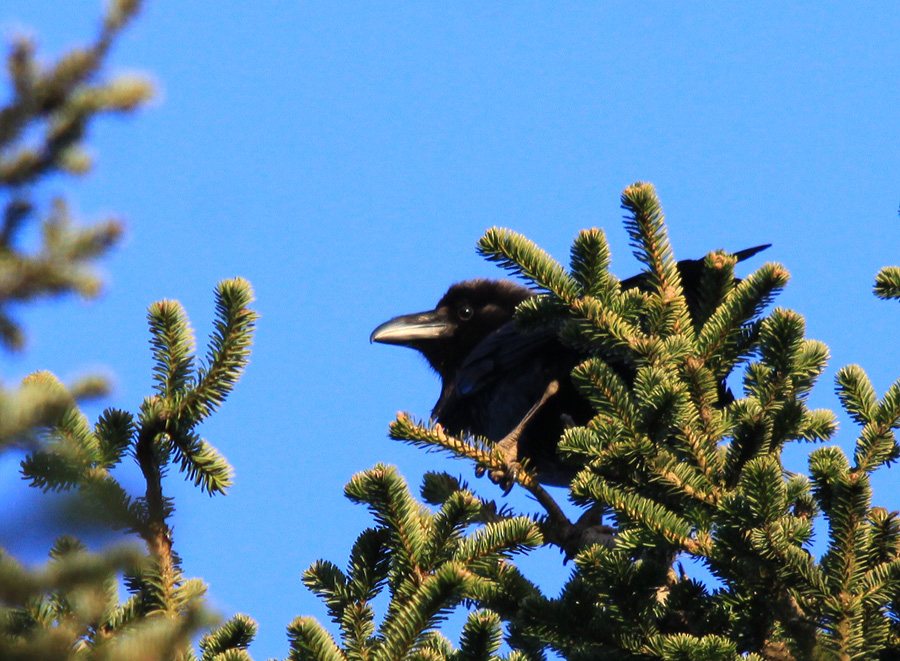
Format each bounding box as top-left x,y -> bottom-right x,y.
458,305 -> 474,321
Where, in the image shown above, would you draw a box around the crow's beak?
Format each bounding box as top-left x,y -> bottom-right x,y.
370,309 -> 452,346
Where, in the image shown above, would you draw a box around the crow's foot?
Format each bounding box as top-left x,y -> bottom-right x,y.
487,434 -> 522,494
478,379 -> 561,494
539,504 -> 615,560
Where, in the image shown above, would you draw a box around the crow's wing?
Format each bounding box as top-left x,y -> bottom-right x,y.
432,321 -> 570,442
618,244 -> 771,291
454,322 -> 560,397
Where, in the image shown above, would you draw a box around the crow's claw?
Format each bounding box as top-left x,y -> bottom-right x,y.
488,462 -> 521,495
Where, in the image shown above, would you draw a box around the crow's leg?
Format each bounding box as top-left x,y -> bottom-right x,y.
487,379 -> 560,493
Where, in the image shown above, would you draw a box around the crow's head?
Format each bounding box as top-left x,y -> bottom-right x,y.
370,279 -> 533,380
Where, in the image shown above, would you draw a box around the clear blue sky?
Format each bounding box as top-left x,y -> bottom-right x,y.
2,3 -> 899,658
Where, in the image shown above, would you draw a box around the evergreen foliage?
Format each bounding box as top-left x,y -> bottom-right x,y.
4,4 -> 900,661
0,0 -> 153,452
377,183 -> 900,659
874,266 -> 900,301
3,275 -> 260,659
0,5 -> 261,660
0,0 -> 152,356
287,465 -> 540,661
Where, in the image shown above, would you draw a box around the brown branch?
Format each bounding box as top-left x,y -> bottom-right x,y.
134,411 -> 177,612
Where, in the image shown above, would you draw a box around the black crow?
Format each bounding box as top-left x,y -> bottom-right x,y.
371,245 -> 770,487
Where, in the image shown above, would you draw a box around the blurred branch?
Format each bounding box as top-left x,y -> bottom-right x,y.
0,0 -> 153,353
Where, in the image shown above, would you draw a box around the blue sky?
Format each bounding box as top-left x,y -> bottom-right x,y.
2,2 -> 900,658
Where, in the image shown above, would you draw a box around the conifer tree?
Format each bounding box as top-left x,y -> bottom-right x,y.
299,183 -> 900,660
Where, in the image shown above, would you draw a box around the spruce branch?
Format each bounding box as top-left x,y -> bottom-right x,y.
693,249 -> 740,327
696,262 -> 790,375
455,609 -> 504,661
95,408 -> 135,468
303,560 -> 352,626
0,371 -> 72,450
620,182 -> 672,277
148,299 -> 196,400
422,490 -> 487,569
0,541 -> 143,605
645,632 -> 740,659
836,365 -> 900,472
375,561 -> 476,661
295,465 -> 541,661
389,414 -> 517,487
0,0 -> 152,351
453,518 -> 543,565
287,618 -> 349,661
304,528 -> 387,657
198,614 -> 258,661
183,278 -> 258,422
0,538 -> 213,661
578,479 -> 703,554
477,227 -> 580,303
511,294 -> 570,332
874,266 -> 900,300
877,379 -> 900,434
570,357 -> 636,431
420,472 -> 516,525
142,279 -> 256,496
134,414 -> 179,614
344,463 -> 430,579
757,308 -> 807,378
389,414 -> 573,551
347,527 -> 393,602
170,431 -> 234,495
566,293 -> 646,356
13,280 -> 256,656
653,459 -> 718,508
620,182 -> 692,338
569,228 -> 613,299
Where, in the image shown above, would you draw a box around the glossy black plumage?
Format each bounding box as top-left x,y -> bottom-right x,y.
371,245 -> 770,487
